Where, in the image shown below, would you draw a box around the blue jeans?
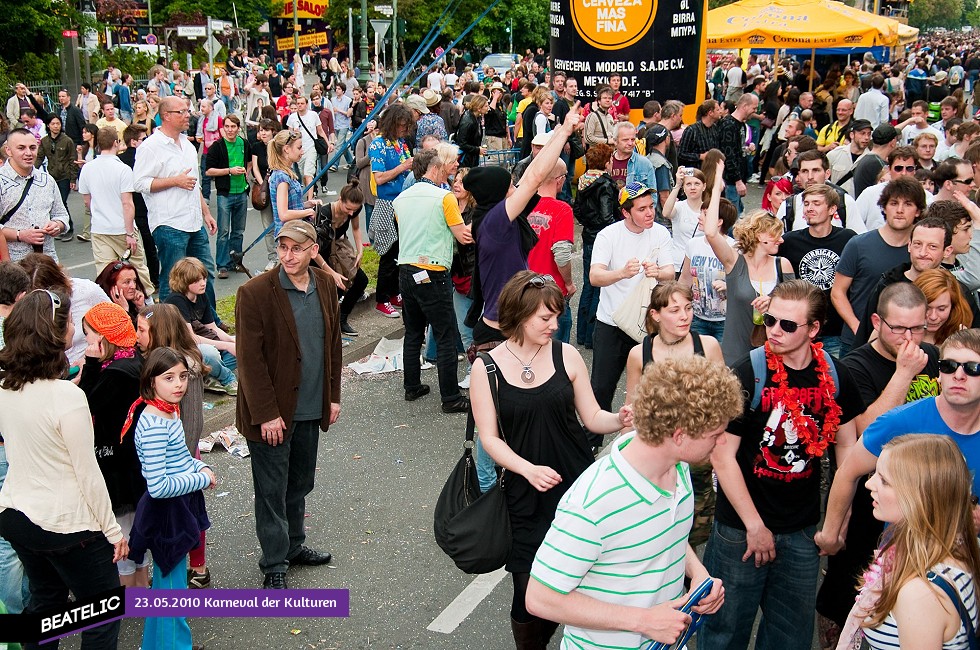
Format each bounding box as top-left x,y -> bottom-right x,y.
700,520 -> 819,650
335,127 -> 354,165
215,192 -> 248,271
200,344 -> 236,384
152,224 -> 218,312
819,335 -> 842,358
724,183 -> 744,216
0,445 -> 29,614
399,267 -> 463,402
247,419 -> 321,574
476,435 -> 497,493
556,300 -> 572,344
576,243 -> 600,347
363,203 -> 374,232
692,316 -> 725,343
200,153 -> 212,201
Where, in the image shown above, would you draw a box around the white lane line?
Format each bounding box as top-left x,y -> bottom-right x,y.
427,567 -> 507,634
65,260 -> 97,271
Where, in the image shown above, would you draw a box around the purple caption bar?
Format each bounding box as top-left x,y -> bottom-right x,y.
125,589 -> 350,618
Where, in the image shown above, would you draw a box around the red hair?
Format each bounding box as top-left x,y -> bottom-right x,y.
762,176 -> 794,213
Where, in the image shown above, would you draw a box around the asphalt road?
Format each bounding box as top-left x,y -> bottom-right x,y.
53,175 -> 798,649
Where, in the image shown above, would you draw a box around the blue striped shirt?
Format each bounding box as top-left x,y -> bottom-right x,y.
135,413 -> 209,499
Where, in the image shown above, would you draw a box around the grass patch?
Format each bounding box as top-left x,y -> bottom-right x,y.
213,248 -> 380,334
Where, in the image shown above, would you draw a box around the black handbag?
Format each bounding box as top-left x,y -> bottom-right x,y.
296,112 -> 329,156
433,352 -> 512,574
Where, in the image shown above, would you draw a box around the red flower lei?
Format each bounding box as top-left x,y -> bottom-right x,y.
764,341 -> 842,457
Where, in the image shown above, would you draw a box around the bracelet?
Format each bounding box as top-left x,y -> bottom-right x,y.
15,230 -> 19,242
126,232 -> 136,238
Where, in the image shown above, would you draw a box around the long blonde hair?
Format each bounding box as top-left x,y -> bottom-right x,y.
861,434 -> 980,628
267,130 -> 300,180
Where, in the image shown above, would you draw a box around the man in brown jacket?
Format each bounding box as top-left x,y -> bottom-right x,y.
236,220 -> 342,589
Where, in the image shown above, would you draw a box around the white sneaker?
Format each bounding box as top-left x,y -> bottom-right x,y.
458,375 -> 471,390
264,260 -> 277,271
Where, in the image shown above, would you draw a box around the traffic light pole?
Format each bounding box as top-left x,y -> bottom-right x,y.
390,0 -> 398,80
357,0 -> 370,83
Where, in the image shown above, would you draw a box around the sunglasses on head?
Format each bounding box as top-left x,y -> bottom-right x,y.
32,289 -> 61,321
762,313 -> 808,333
938,359 -> 980,376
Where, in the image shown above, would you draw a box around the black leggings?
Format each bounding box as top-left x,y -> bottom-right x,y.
376,241 -> 399,303
340,268 -> 369,317
512,572 -> 534,623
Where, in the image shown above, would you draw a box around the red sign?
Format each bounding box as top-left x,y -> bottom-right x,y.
62,30 -> 78,37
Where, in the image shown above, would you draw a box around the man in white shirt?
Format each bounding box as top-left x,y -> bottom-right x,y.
79,127 -> 155,294
899,100 -> 942,145
853,73 -> 890,129
133,96 -> 218,304
443,66 -> 459,90
777,150 -> 864,233
285,95 -> 330,189
588,182 -> 674,448
203,83 -> 226,119
427,65 -> 445,92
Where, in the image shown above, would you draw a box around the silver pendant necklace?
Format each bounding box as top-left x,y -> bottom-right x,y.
504,343 -> 545,384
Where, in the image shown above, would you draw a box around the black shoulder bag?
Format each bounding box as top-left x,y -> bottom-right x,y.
433,352 -> 512,574
1,176 -> 34,227
296,112 -> 329,156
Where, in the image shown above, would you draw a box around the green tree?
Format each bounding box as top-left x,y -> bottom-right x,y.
909,0 -> 965,28
0,0 -> 85,65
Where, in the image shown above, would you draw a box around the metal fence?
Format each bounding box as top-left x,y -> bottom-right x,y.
18,78 -> 149,113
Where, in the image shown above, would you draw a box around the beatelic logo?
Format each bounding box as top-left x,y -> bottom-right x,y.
747,35 -> 766,45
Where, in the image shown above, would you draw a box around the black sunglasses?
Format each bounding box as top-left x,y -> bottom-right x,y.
938,359 -> 980,376
762,312 -> 808,333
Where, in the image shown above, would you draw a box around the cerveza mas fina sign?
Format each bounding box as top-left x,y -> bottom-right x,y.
551,0 -> 706,106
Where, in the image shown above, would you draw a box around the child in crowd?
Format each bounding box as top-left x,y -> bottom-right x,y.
165,257 -> 237,396
914,168 -> 936,195
137,303 -> 212,588
126,347 -> 215,649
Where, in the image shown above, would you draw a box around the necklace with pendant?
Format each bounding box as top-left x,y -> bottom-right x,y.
504,342 -> 544,384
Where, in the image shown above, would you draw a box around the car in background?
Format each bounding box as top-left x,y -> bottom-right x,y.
479,53 -> 518,74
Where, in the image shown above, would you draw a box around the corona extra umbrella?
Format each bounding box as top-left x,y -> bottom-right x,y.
707,0 -> 900,49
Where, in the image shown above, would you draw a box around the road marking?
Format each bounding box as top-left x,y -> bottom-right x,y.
65,260 -> 97,271
427,567 -> 507,634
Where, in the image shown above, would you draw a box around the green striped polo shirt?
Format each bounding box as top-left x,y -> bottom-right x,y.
530,432 -> 694,650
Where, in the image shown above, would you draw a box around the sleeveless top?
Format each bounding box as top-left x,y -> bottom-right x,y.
494,341 -> 595,572
864,563 -> 979,650
642,331 -> 705,367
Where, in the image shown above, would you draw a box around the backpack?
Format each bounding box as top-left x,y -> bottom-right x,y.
749,345 -> 840,411
783,183 -> 848,231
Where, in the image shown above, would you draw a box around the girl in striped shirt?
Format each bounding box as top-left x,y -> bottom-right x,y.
127,347 -> 215,650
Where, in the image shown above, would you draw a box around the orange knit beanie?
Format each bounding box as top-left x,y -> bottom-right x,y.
84,302 -> 137,348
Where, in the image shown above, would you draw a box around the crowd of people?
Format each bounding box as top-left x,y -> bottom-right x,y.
3,29 -> 980,650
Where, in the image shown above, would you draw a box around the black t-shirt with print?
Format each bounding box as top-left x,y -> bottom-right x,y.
779,226 -> 858,337
165,293 -> 218,341
841,342 -> 941,406
715,353 -> 866,534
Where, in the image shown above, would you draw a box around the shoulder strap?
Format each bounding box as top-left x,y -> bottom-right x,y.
642,335 -> 652,367
927,571 -> 979,649
822,348 -> 840,400
750,346 -> 768,411
1,175 -> 34,226
775,256 -> 784,284
785,196 -> 796,232
295,112 -> 317,141
692,331 -> 705,356
476,352 -> 505,445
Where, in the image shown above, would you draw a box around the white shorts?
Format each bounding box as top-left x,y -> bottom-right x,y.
301,150 -> 318,179
115,511 -> 152,575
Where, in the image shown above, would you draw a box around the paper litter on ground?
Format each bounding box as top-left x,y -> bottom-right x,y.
347,337 -> 435,374
199,425 -> 250,457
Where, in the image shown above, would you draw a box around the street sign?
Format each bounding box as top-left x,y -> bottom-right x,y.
177,25 -> 207,38
145,33 -> 157,45
62,30 -> 78,37
205,35 -> 223,58
376,4 -> 393,15
210,19 -> 227,31
371,19 -> 390,39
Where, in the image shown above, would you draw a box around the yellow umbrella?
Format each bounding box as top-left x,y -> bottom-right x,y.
898,23 -> 920,46
708,0 -> 900,49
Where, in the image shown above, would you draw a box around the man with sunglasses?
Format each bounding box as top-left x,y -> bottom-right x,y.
699,280 -> 864,650
854,146 -> 932,230
236,220 -> 342,590
933,157 -> 978,203
818,327 -> 980,560
814,282 -> 940,645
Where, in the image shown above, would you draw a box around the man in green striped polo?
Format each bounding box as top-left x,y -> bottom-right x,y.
526,356 -> 743,649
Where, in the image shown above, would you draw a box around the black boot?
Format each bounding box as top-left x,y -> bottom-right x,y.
511,618 -> 541,650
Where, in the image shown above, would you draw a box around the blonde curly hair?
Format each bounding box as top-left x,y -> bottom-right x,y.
633,356 -> 744,445
732,209 -> 784,256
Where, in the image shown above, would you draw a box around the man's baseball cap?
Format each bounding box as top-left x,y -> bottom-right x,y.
872,124 -> 899,145
619,181 -> 654,206
646,124 -> 670,146
849,119 -> 873,132
403,94 -> 429,114
276,221 -> 317,244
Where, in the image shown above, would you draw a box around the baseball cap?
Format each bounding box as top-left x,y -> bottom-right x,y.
872,124 -> 899,145
276,221 -> 318,244
403,94 -> 429,114
646,124 -> 670,146
490,81 -> 505,92
849,118 -> 873,132
619,181 -> 654,206
531,132 -> 552,147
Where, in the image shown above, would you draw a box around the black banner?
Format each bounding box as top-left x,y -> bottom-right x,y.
0,586 -> 125,644
550,0 -> 706,106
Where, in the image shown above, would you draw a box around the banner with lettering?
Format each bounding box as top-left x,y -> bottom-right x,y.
550,0 -> 706,106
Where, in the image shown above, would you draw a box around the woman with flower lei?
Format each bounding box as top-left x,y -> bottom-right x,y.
836,434 -> 980,650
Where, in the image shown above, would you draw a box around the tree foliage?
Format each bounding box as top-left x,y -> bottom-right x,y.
909,0 -> 967,28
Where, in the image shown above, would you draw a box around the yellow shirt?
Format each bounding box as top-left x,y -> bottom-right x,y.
516,96 -> 534,138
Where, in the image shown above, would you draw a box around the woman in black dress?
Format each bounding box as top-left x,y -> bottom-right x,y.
471,271 -> 633,649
